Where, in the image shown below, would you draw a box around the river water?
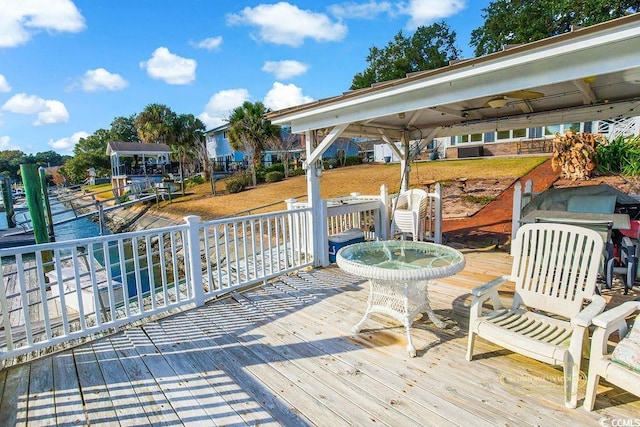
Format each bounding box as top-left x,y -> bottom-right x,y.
1,198 -> 155,298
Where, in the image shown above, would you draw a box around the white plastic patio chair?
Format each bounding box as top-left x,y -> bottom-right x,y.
534,217 -> 614,293
466,222 -> 606,408
390,188 -> 428,241
584,301 -> 640,411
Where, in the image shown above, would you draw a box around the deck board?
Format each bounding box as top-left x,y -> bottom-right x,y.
1,250 -> 639,425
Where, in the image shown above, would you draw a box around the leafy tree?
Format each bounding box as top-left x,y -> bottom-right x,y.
470,0 -> 640,56
33,150 -> 63,166
135,104 -> 176,144
62,129 -> 111,183
264,127 -> 300,179
350,21 -> 460,90
0,150 -> 29,178
110,115 -> 140,142
171,114 -> 206,195
227,101 -> 280,187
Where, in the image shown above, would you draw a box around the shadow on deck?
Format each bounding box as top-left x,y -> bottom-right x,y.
1,250 -> 638,425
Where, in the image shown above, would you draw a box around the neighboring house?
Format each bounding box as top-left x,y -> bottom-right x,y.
204,125 -> 358,170
205,124 -> 245,172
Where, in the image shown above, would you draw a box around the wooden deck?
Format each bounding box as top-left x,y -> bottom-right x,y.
1,249 -> 639,426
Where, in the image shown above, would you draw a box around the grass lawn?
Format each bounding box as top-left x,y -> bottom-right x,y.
155,156 -> 548,220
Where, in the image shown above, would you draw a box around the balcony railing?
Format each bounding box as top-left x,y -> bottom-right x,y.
0,208 -> 312,363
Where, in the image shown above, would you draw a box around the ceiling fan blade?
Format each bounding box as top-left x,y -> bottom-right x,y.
504,90 -> 544,99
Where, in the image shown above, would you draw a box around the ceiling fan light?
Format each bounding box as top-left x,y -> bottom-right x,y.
487,96 -> 509,108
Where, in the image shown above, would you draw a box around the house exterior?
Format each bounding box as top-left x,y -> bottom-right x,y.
204,124 -> 245,172
204,125 -> 359,170
434,115 -> 639,159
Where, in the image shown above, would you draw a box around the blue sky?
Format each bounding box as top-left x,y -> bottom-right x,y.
0,0 -> 491,155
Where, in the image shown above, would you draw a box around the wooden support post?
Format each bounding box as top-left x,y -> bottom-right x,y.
38,166 -> 55,241
97,202 -> 106,236
2,175 -> 16,228
20,164 -> 49,244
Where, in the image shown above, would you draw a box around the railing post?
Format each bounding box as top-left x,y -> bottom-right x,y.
379,184 -> 389,240
434,183 -> 442,244
319,199 -> 329,267
512,181 -> 523,241
185,215 -> 204,307
524,179 -> 533,206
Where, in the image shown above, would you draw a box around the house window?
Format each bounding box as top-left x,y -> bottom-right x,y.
497,129 -> 526,139
484,132 -> 495,143
545,124 -> 561,135
583,121 -> 593,133
457,133 -> 483,144
565,122 -> 581,133
497,130 -> 510,140
530,127 -> 543,138
513,128 -> 526,138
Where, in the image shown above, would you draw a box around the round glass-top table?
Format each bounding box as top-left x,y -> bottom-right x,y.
336,240 -> 466,357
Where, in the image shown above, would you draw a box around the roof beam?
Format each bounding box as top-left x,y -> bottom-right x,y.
572,78 -> 598,104
517,99 -> 534,113
307,123 -> 348,164
430,105 -> 467,118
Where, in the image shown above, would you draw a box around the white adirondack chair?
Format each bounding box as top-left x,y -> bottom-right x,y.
390,188 -> 428,241
584,301 -> 640,411
466,223 -> 607,408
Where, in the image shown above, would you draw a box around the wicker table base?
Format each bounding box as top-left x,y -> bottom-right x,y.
352,278 -> 444,357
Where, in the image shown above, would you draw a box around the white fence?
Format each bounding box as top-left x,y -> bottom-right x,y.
0,208 -> 312,362
288,184 -> 442,266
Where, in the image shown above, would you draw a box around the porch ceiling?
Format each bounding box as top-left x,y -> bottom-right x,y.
268,13 -> 640,142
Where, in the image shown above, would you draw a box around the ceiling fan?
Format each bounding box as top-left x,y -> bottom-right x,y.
483,90 -> 544,108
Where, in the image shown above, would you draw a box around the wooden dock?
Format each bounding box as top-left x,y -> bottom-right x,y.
1,250 -> 639,425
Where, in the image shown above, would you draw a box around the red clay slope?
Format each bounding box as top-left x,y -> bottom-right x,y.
442,159 -> 560,247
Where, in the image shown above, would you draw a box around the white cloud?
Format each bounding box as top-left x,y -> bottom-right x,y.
263,82 -> 313,111
328,0 -> 467,28
2,93 -> 47,114
0,0 -> 86,48
199,88 -> 250,129
35,100 -> 69,125
262,60 -> 309,80
0,135 -> 19,150
81,68 -> 128,92
328,1 -> 393,19
0,74 -> 11,92
1,93 -> 69,125
402,0 -> 467,29
48,130 -> 88,153
192,36 -> 223,51
140,47 -> 197,85
227,3 -> 347,47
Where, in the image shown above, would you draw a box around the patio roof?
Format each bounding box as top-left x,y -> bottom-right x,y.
106,141 -> 172,156
268,13 -> 640,146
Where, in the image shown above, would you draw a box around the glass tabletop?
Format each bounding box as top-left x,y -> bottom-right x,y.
336,240 -> 465,282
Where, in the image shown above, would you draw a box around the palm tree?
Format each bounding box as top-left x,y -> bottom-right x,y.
227,101 -> 280,187
135,104 -> 175,144
172,114 -> 205,195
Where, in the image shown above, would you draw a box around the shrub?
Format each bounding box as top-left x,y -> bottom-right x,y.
265,163 -> 285,174
289,168 -> 306,177
596,135 -> 640,176
253,165 -> 266,183
344,156 -> 363,166
226,178 -> 245,193
323,159 -> 337,170
265,171 -> 284,183
185,175 -> 204,188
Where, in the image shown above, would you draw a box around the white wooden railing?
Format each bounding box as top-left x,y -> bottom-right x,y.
287,184 -> 442,266
0,208 -> 312,362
